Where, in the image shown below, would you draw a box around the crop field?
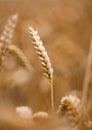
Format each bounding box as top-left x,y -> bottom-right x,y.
0,0 -> 92,130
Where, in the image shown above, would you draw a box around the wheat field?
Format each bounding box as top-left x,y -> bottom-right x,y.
0,0 -> 92,130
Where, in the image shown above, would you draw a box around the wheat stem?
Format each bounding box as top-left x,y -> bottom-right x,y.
49,77 -> 54,112
82,39 -> 92,107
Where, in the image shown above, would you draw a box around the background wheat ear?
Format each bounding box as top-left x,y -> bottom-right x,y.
0,14 -> 18,69
8,44 -> 34,72
29,27 -> 54,112
58,95 -> 81,124
0,14 -> 34,72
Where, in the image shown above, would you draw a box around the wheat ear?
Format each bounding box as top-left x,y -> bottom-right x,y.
0,14 -> 33,72
29,27 -> 54,112
58,95 -> 80,123
8,44 -> 34,72
32,111 -> 48,121
0,14 -> 18,68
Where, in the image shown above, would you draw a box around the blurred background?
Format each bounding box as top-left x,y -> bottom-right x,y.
0,0 -> 92,129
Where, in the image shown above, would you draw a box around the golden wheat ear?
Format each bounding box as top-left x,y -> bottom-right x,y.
0,14 -> 34,72
8,44 -> 34,72
58,95 -> 80,124
29,27 -> 54,112
32,111 -> 49,122
0,14 -> 18,45
0,14 -> 18,69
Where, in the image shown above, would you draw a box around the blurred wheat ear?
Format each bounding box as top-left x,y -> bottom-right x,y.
8,44 -> 34,72
29,27 -> 54,112
0,14 -> 34,72
58,95 -> 81,124
0,14 -> 18,70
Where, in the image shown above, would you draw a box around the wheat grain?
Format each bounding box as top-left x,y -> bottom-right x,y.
1,14 -> 18,44
29,27 -> 54,112
58,95 -> 80,123
32,111 -> 48,121
0,14 -> 33,72
29,27 -> 53,79
0,14 -> 18,69
8,44 -> 34,72
16,106 -> 32,118
85,121 -> 92,128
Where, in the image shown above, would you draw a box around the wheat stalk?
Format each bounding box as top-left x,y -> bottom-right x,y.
81,39 -> 92,107
79,38 -> 92,130
8,44 -> 34,72
0,14 -> 18,69
29,27 -> 54,112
